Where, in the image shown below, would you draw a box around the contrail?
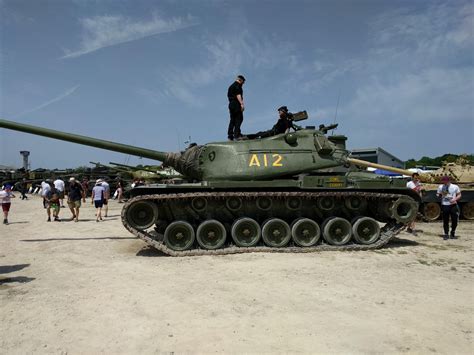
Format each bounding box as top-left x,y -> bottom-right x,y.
13,85 -> 80,118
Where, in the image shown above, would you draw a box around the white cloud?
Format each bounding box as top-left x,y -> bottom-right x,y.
13,85 -> 80,117
62,13 -> 198,59
141,30 -> 291,107
343,68 -> 473,125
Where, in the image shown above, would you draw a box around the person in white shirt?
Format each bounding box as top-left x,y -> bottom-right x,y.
0,184 -> 15,225
407,173 -> 423,236
406,173 -> 423,236
436,176 -> 462,240
54,178 -> 65,207
91,180 -> 106,222
41,180 -> 51,209
100,179 -> 110,217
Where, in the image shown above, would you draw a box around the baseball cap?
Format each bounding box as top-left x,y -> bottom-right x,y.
441,176 -> 450,182
4,184 -> 12,189
69,177 -> 76,182
277,106 -> 288,113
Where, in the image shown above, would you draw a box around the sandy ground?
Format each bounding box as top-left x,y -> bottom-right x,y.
0,195 -> 473,354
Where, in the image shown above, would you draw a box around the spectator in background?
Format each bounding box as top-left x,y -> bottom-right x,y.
1,184 -> 15,225
45,182 -> 61,222
15,179 -> 28,200
437,176 -> 462,240
41,180 -> 51,209
81,177 -> 89,201
406,172 -> 423,236
54,177 -> 65,207
116,180 -> 124,203
91,180 -> 106,222
100,178 -> 110,217
68,177 -> 84,222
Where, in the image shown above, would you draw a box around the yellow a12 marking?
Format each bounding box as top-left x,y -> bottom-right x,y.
249,154 -> 283,167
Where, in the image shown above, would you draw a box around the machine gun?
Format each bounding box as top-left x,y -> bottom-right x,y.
318,123 -> 338,134
288,110 -> 308,122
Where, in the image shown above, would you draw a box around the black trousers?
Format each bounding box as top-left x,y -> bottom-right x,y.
228,108 -> 243,139
441,204 -> 459,235
247,129 -> 274,140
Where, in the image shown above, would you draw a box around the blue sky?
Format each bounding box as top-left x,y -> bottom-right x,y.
0,0 -> 473,169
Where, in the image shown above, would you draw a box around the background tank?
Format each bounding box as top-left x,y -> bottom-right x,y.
0,117 -> 420,256
416,157 -> 474,221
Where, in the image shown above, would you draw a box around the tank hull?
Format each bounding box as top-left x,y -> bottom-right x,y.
122,176 -> 420,256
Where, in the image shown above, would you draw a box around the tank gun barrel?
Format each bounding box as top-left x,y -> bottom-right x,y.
347,158 -> 416,177
0,119 -> 169,162
110,162 -> 157,173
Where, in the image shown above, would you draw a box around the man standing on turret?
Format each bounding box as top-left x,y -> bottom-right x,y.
227,75 -> 246,141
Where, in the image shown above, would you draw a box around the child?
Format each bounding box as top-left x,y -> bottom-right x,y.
49,190 -> 61,221
0,184 -> 16,225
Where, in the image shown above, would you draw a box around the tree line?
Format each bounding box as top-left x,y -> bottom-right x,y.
405,154 -> 474,169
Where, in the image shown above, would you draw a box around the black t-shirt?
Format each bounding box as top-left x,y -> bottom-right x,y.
227,81 -> 243,103
68,183 -> 84,201
272,117 -> 291,134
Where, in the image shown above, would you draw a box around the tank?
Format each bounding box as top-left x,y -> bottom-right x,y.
0,117 -> 421,256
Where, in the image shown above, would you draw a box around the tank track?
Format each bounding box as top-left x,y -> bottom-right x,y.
121,191 -> 411,256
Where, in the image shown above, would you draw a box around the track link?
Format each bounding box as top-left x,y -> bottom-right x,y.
122,191 -> 412,256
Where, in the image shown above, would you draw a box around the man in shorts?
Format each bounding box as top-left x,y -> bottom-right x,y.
91,180 -> 106,222
67,177 -> 84,222
0,184 -> 16,225
45,182 -> 61,222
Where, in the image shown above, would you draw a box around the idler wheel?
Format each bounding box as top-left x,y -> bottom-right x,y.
256,196 -> 272,211
226,197 -> 243,211
322,217 -> 352,245
196,220 -> 227,250
191,197 -> 207,212
423,202 -> 441,221
389,197 -> 418,224
231,217 -> 261,247
352,217 -> 380,245
262,218 -> 291,247
344,196 -> 367,211
126,200 -> 158,230
291,218 -> 320,247
317,196 -> 335,211
285,197 -> 302,211
461,202 -> 474,220
164,221 -> 195,251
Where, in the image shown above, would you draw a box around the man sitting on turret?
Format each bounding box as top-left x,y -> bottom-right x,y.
246,106 -> 295,140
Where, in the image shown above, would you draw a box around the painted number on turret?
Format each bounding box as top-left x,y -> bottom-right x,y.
249,154 -> 283,167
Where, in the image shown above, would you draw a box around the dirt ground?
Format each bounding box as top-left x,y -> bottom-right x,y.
1,196 -> 473,354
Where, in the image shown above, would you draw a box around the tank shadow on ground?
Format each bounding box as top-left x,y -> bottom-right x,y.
0,276 -> 35,285
0,264 -> 30,274
136,246 -> 169,257
384,237 -> 419,248
20,237 -> 136,242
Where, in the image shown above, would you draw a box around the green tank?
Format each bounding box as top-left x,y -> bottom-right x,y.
0,116 -> 420,256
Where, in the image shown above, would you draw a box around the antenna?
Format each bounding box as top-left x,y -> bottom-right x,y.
332,89 -> 341,135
